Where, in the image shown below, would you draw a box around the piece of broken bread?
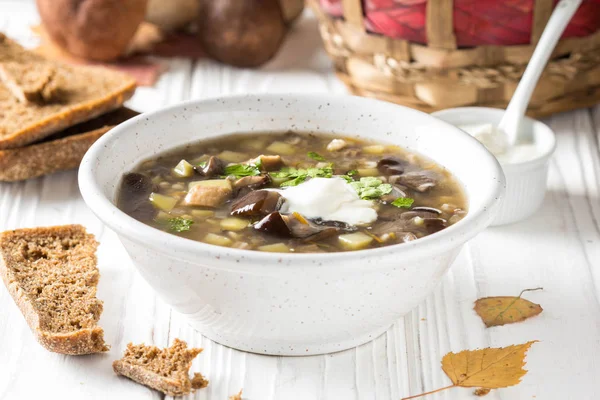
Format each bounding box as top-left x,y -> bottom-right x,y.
113,339 -> 207,396
0,225 -> 108,354
0,107 -> 138,182
0,32 -> 136,149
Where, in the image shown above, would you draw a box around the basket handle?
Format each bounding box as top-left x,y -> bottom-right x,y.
426,0 -> 457,49
342,0 -> 365,31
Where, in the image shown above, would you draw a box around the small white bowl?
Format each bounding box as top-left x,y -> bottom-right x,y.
79,95 -> 504,355
433,107 -> 556,226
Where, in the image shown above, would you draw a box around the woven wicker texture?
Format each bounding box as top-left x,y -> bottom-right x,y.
310,0 -> 600,116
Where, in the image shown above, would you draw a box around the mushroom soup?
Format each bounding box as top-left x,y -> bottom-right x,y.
117,132 -> 467,252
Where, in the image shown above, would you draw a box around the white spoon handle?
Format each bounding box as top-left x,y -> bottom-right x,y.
499,0 -> 582,145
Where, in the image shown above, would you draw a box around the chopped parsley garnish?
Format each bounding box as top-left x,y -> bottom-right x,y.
168,217 -> 194,232
347,169 -> 358,176
391,197 -> 414,209
271,165 -> 334,187
307,151 -> 325,161
350,177 -> 393,199
197,161 -> 207,168
224,163 -> 261,178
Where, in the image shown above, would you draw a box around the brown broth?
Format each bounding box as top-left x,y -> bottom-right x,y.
117,132 -> 467,253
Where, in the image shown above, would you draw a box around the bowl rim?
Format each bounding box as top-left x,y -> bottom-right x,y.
432,107 -> 557,170
79,94 -> 505,269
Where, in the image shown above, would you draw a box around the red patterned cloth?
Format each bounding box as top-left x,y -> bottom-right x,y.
319,0 -> 600,46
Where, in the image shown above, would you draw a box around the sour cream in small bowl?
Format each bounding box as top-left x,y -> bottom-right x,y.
433,107 -> 556,226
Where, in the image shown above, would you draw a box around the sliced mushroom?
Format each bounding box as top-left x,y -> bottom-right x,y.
230,190 -> 283,217
312,218 -> 357,232
253,154 -> 284,171
400,210 -> 440,220
253,211 -> 291,237
397,232 -> 418,242
183,182 -> 232,207
422,218 -> 447,234
196,156 -> 225,177
254,212 -> 338,240
412,206 -> 442,215
397,171 -> 437,192
119,173 -> 156,220
377,156 -> 406,175
380,185 -> 408,203
233,174 -> 270,189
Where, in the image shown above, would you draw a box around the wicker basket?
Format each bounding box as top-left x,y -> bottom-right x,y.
309,0 -> 600,117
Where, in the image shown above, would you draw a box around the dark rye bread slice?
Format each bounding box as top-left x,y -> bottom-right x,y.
0,33 -> 136,150
0,107 -> 139,182
0,225 -> 108,354
113,339 -> 207,396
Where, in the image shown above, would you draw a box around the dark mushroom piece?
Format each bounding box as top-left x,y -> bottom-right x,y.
400,210 -> 440,220
254,212 -> 339,240
253,211 -> 291,237
412,206 -> 442,215
377,156 -> 406,175
380,185 -> 408,203
312,218 -> 357,232
422,218 -> 447,234
119,173 -> 157,221
196,156 -> 225,177
234,174 -> 271,189
230,190 -> 283,218
397,171 -> 437,192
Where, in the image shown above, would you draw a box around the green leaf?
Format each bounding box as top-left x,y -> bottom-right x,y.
197,161 -> 207,168
224,163 -> 261,178
351,178 -> 393,199
347,169 -> 358,176
391,197 -> 414,209
271,165 -> 333,187
280,176 -> 307,187
307,151 -> 326,161
168,217 -> 194,232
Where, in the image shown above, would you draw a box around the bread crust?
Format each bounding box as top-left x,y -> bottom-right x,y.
113,360 -> 190,396
0,127 -> 108,182
0,106 -> 138,181
0,33 -> 136,149
0,225 -> 108,355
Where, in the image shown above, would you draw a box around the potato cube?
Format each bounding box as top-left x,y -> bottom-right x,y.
149,193 -> 178,212
338,232 -> 374,250
203,233 -> 233,247
266,141 -> 295,155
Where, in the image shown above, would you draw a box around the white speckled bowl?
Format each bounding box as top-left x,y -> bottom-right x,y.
79,94 -> 504,355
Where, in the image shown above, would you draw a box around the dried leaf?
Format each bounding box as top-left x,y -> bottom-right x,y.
401,341 -> 537,400
474,288 -> 543,327
474,388 -> 491,396
441,341 -> 536,388
229,389 -> 243,400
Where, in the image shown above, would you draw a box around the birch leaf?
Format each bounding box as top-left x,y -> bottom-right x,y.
474,288 -> 543,327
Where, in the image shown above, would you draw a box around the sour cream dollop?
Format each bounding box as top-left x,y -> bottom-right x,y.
459,123 -> 540,164
276,177 -> 377,226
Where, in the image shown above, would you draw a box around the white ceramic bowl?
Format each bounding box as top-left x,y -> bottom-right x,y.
432,107 -> 556,226
79,94 -> 504,356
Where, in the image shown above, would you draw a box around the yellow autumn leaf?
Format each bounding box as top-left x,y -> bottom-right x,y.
442,341 -> 537,388
474,388 -> 491,396
401,341 -> 537,400
229,389 -> 243,400
474,288 -> 543,327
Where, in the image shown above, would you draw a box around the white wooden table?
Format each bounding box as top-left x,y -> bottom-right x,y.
2,2 -> 600,399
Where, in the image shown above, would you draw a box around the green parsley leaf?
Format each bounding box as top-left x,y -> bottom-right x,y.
271,165 -> 333,187
307,151 -> 325,161
391,197 -> 415,209
347,169 -> 358,176
197,161 -> 207,168
224,163 -> 261,178
168,217 -> 194,232
351,178 -> 393,199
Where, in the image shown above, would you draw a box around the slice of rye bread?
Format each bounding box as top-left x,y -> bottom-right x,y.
0,33 -> 136,150
0,107 -> 139,182
0,225 -> 108,355
113,339 -> 207,396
